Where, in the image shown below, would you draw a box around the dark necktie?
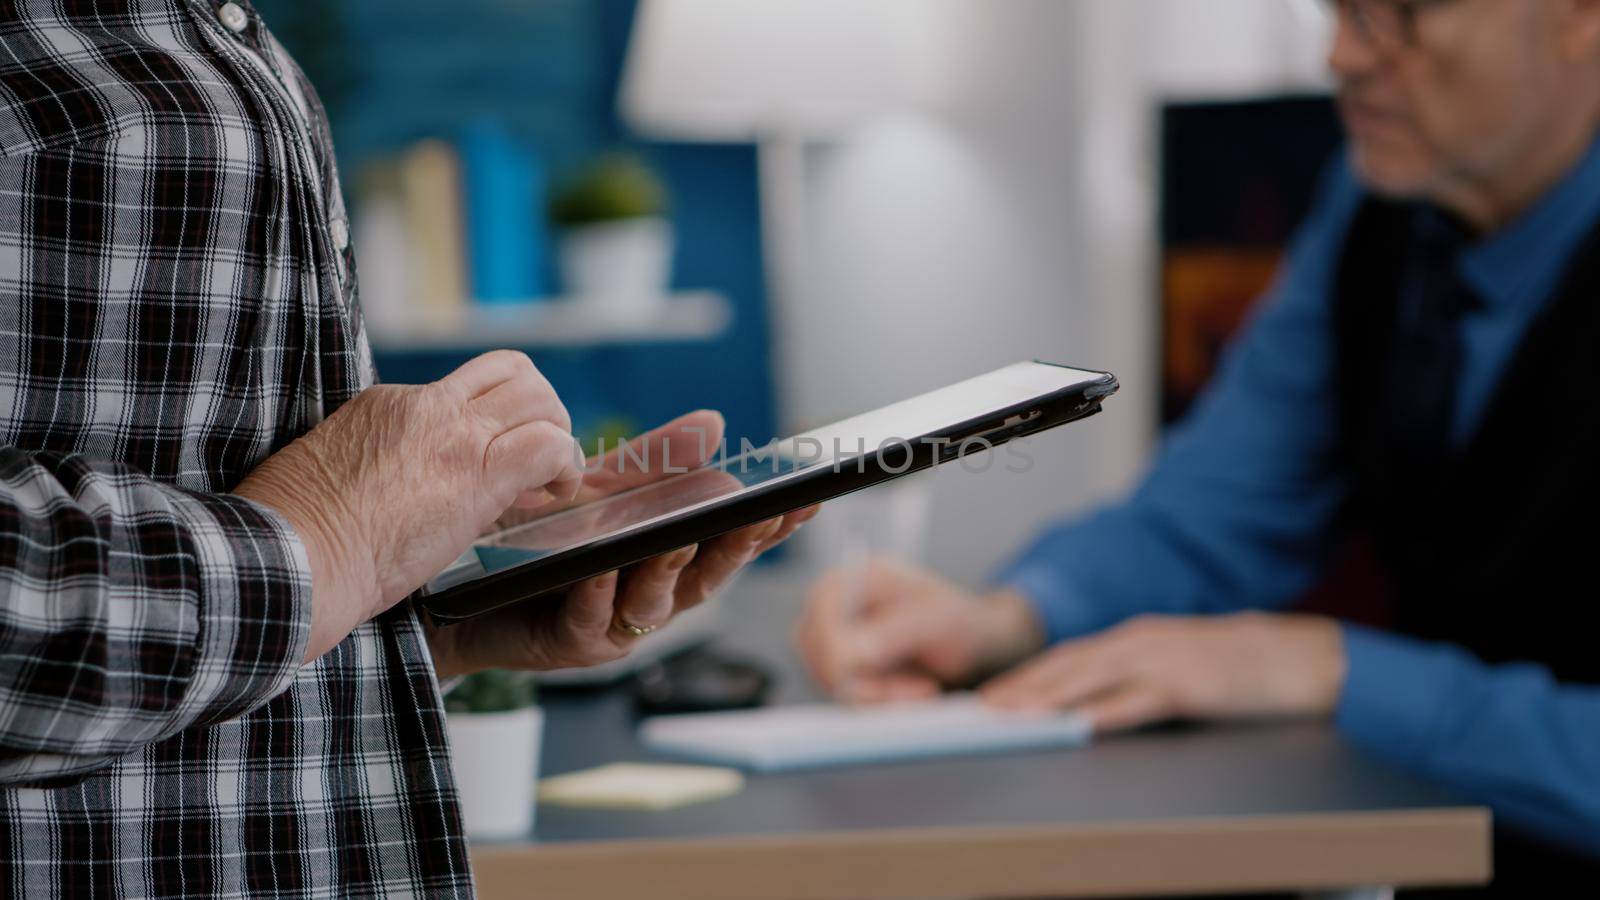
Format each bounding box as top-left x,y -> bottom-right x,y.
1382,209 -> 1481,477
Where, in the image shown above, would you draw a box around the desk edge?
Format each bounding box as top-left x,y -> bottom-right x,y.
473,806 -> 1492,900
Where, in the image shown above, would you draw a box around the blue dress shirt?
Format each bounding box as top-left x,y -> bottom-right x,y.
995,142 -> 1600,854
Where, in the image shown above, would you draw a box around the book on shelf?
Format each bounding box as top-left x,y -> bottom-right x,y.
399,139 -> 470,315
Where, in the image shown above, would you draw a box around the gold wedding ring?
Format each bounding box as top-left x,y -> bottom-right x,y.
616,620 -> 658,638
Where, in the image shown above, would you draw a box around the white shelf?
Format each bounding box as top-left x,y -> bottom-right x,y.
367,290 -> 733,352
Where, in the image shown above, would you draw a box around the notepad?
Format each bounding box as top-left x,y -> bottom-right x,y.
638,693 -> 1092,772
537,762 -> 744,810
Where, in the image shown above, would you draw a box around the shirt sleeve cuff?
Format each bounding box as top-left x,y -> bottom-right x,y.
170,490 -> 314,725
992,558 -> 1108,645
1335,623 -> 1464,770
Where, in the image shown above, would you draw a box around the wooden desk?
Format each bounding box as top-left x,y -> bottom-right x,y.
472,687 -> 1488,899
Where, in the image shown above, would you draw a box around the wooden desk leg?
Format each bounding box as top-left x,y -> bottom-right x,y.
1303,889 -> 1395,900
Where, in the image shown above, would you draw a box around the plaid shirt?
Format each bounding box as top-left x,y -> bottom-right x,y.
0,1 -> 472,896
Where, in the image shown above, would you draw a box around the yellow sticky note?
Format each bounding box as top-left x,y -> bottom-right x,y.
537,763 -> 744,811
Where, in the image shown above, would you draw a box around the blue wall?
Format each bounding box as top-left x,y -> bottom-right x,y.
256,0 -> 779,450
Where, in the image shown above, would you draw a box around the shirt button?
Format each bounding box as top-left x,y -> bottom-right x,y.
218,2 -> 248,33
329,218 -> 350,252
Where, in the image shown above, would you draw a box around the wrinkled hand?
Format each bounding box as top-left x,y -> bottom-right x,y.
426,410 -> 818,678
236,350 -> 583,661
793,559 -> 1045,702
982,612 -> 1347,734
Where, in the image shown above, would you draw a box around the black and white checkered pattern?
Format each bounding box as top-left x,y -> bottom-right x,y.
0,1 -> 472,895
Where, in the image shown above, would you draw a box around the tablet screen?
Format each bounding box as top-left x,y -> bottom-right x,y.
426,361 -> 1106,594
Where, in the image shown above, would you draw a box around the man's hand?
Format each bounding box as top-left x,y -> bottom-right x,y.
425,410 -> 817,678
793,559 -> 1046,702
981,612 -> 1347,733
236,350 -> 583,662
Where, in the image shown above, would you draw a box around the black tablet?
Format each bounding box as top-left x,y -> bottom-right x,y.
420,360 -> 1117,622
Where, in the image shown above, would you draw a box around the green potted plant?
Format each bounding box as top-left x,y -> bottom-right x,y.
444,669 -> 543,839
549,153 -> 674,319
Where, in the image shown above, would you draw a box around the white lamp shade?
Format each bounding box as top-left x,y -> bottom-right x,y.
620,0 -> 934,140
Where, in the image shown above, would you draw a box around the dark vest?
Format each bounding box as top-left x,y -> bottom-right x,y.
1334,199 -> 1600,894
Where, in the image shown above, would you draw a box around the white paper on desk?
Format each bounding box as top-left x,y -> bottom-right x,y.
638,693 -> 1092,772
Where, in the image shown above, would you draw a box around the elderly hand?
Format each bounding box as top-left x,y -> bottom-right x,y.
236,350 -> 584,662
424,410 -> 817,678
793,559 -> 1046,702
981,612 -> 1347,733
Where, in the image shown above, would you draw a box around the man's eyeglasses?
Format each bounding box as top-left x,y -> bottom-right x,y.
1319,0 -> 1462,52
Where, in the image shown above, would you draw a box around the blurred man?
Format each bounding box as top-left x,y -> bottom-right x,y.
0,2 -> 808,896
797,0 -> 1600,891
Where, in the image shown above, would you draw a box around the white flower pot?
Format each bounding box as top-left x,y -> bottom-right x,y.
446,706 -> 543,840
558,216 -> 675,320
